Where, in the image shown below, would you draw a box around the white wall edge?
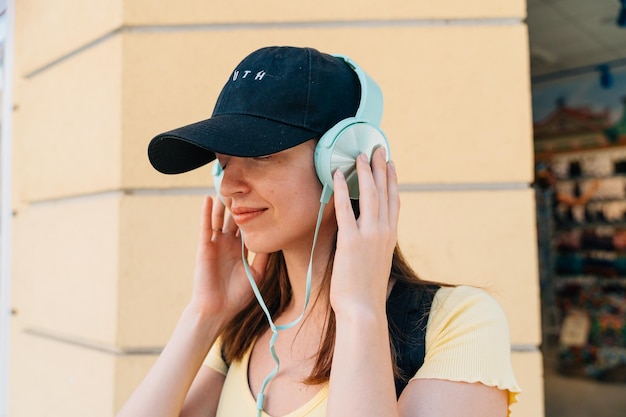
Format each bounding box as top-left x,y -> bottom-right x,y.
0,1 -> 15,416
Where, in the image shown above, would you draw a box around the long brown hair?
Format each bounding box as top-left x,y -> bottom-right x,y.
219,197 -> 439,384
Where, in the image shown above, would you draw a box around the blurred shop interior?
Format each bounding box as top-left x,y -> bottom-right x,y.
529,0 -> 626,416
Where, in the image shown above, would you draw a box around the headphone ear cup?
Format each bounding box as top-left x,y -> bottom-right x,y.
212,162 -> 224,203
314,120 -> 389,200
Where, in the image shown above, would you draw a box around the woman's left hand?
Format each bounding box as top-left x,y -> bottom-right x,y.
329,146 -> 400,317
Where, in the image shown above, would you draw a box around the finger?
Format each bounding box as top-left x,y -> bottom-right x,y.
371,147 -> 389,224
387,160 -> 400,235
355,153 -> 378,225
211,194 -> 226,232
222,207 -> 238,235
333,169 -> 358,231
371,146 -> 388,188
199,195 -> 215,245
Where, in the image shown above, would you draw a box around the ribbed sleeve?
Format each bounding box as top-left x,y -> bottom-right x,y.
204,337 -> 229,376
412,286 -> 522,416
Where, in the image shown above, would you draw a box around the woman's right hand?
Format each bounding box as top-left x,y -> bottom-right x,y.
189,195 -> 269,325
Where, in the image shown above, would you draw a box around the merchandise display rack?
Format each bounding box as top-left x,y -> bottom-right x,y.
546,147 -> 626,383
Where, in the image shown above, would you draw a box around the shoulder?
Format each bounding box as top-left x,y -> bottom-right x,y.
429,286 -> 509,331
423,285 -> 513,368
433,285 -> 502,308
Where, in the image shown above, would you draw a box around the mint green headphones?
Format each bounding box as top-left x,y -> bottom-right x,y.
212,54 -> 389,204
313,54 -> 389,203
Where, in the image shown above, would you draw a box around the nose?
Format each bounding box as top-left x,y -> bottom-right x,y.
217,157 -> 249,199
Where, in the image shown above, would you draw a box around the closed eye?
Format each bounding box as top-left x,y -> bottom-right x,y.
215,155 -> 229,170
253,155 -> 273,161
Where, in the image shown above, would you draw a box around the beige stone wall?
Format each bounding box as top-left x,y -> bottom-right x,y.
10,1 -> 541,416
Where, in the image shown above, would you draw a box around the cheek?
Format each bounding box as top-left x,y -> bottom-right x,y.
295,177 -> 324,207
275,178 -> 323,219
301,170 -> 323,196
276,170 -> 322,200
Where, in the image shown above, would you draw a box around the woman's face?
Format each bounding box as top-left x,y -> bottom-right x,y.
216,139 -> 336,254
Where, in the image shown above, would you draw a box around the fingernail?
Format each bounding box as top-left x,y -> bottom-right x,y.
334,169 -> 345,179
379,146 -> 387,160
358,153 -> 368,163
389,160 -> 396,172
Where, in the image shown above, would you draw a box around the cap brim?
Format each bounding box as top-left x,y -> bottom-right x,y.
148,114 -> 319,174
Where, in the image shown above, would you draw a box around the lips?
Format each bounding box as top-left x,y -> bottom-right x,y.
230,206 -> 267,225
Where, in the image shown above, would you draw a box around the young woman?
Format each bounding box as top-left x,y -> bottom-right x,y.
117,46 -> 520,417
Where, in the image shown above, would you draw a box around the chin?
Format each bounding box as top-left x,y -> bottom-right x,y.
240,231 -> 281,255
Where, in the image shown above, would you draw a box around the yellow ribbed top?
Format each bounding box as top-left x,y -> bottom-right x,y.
205,286 -> 521,416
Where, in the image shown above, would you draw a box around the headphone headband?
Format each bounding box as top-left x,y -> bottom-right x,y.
332,54 -> 383,126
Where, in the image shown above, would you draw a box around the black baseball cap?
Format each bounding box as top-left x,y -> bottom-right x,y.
148,46 -> 361,174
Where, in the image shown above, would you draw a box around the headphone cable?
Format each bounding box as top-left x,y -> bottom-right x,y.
240,184 -> 330,416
